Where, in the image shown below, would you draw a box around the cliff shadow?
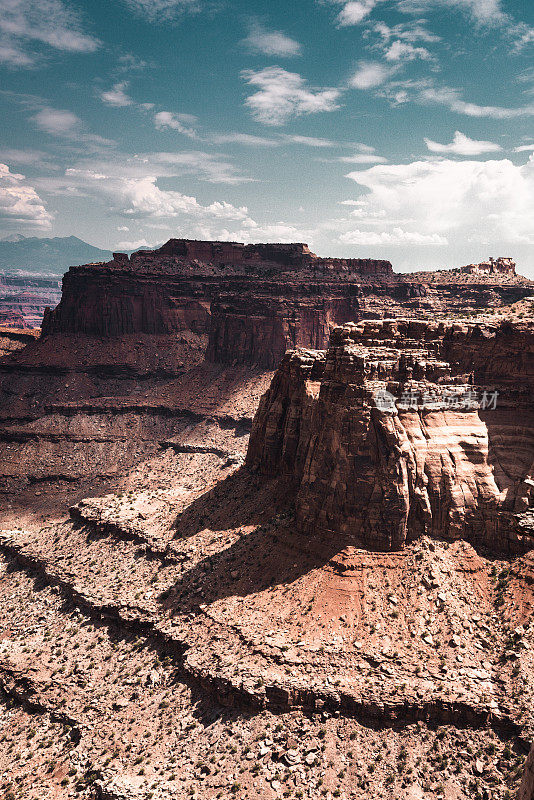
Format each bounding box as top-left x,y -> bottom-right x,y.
171,466 -> 295,539
161,466 -> 348,614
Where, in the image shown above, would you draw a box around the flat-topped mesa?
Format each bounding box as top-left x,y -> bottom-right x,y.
39,238 -> 399,369
37,238 -> 532,371
149,238 -> 394,276
246,318 -> 534,554
460,256 -> 516,276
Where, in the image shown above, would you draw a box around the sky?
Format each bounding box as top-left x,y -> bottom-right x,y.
0,0 -> 534,274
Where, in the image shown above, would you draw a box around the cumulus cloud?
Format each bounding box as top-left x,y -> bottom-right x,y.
242,23 -> 301,57
343,156 -> 534,245
58,162 -> 253,224
0,162 -> 51,227
384,40 -> 432,60
335,1 -> 382,26
0,0 -> 99,66
100,82 -> 134,108
350,61 -> 395,89
241,67 -> 341,125
425,130 -> 502,155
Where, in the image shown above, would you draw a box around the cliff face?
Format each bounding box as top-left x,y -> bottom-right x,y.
247,319 -> 534,554
520,745 -> 534,800
40,241 -> 399,369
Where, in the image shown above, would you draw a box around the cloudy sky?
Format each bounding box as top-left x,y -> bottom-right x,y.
1,0 -> 533,274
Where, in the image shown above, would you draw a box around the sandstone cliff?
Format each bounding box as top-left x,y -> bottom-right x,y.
520,745 -> 534,800
39,241 -> 400,370
247,318 -> 534,554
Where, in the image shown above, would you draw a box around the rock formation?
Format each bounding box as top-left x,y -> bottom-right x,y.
0,275 -> 61,328
461,256 -> 516,276
520,745 -> 534,800
0,239 -> 533,800
247,318 -> 534,554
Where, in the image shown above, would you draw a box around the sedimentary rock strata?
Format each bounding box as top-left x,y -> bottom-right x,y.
0,275 -> 61,328
247,318 -> 534,554
520,744 -> 534,800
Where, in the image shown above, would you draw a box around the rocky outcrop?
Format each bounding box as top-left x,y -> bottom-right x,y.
461,256 -> 516,275
247,319 -> 534,554
520,745 -> 534,800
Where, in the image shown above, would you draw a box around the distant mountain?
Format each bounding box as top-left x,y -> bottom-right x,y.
0,236 -> 113,275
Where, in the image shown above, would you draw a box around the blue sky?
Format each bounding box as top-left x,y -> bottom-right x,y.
0,0 -> 533,274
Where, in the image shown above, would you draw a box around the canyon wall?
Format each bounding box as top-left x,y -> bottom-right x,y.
246,318 -> 534,554
520,745 -> 534,800
39,241 -> 400,370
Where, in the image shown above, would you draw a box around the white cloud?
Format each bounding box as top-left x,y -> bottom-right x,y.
153,110 -> 198,138
340,227 -> 447,245
384,40 -> 432,61
117,238 -> 154,249
0,162 -> 51,227
344,156 -> 534,245
425,130 -> 502,155
281,134 -> 338,147
382,80 -> 534,119
61,165 -> 253,222
32,107 -> 80,135
0,40 -> 34,65
0,148 -> 49,165
100,82 -> 133,108
122,0 -> 200,22
29,105 -> 114,148
516,143 -> 534,153
241,67 -> 341,125
0,0 -> 99,66
350,61 -> 395,89
396,0 -> 534,49
340,153 -> 388,163
57,150 -> 251,188
242,23 -> 301,57
421,85 -> 534,119
336,1 -> 380,26
206,132 -> 278,147
397,0 -> 505,24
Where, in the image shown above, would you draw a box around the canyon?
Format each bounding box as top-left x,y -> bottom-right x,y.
0,239 -> 533,800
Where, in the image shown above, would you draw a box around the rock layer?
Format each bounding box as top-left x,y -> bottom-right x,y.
520,745 -> 534,800
247,318 -> 534,554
